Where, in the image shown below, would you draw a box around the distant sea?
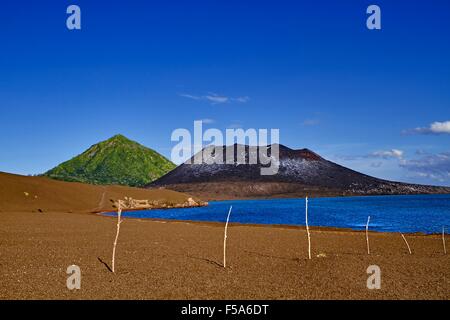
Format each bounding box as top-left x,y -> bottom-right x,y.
105,194 -> 450,234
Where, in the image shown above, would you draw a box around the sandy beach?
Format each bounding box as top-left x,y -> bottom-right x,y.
0,210 -> 448,300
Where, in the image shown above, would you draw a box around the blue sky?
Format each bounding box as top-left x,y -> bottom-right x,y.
0,0 -> 449,186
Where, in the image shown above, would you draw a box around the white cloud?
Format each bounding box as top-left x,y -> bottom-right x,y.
400,151 -> 450,182
179,92 -> 249,105
232,96 -> 250,103
335,147 -> 450,184
430,121 -> 450,133
371,149 -> 404,159
178,93 -> 201,100
204,94 -> 229,104
337,148 -> 404,161
404,120 -> 450,135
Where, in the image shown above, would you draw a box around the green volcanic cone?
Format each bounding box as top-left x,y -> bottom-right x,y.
44,134 -> 176,187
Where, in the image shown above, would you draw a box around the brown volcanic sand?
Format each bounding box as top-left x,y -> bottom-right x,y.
0,171 -> 448,299
0,210 -> 449,300
0,172 -> 195,213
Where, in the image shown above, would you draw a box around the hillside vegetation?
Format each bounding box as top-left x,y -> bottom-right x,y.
44,134 -> 176,187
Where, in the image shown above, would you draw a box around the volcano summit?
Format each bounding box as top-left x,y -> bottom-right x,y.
148,144 -> 450,200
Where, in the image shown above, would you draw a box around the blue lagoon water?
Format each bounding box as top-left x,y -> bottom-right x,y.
107,194 -> 450,234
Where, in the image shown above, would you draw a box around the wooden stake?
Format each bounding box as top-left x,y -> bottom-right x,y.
223,206 -> 233,268
112,201 -> 123,273
366,216 -> 370,255
443,227 -> 447,255
305,197 -> 311,260
400,233 -> 412,255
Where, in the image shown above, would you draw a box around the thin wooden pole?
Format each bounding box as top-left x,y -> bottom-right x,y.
443,227 -> 447,255
223,206 -> 233,268
400,233 -> 412,255
366,216 -> 371,255
306,197 -> 311,260
112,201 -> 123,273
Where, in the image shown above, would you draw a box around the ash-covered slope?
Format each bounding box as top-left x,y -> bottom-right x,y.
148,144 -> 450,200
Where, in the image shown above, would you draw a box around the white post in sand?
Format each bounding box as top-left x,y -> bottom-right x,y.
223,206 -> 233,268
400,233 -> 412,255
443,227 -> 447,255
112,200 -> 123,273
305,197 -> 311,260
366,216 -> 371,255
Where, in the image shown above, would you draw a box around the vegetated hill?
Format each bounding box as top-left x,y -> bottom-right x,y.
148,144 -> 450,200
0,171 -> 199,213
43,134 -> 176,187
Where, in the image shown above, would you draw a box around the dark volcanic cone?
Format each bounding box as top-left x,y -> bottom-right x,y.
148,144 -> 450,200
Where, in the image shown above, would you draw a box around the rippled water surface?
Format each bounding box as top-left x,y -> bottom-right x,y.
105,194 -> 450,234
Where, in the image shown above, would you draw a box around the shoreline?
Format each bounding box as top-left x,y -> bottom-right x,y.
96,211 -> 439,236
